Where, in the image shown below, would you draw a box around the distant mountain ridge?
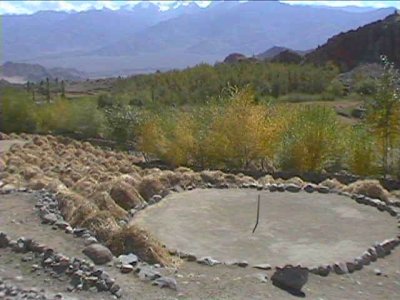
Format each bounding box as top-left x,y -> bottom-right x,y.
1,1 -> 396,76
305,11 -> 400,71
0,62 -> 86,83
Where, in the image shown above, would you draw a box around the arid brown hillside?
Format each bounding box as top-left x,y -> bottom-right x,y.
305,12 -> 400,71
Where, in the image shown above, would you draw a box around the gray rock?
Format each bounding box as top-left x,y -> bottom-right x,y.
233,260 -> 249,268
152,277 -> 178,290
253,263 -> 272,270
41,213 -> 58,224
120,264 -> 134,274
374,243 -> 386,258
271,265 -> 308,291
374,268 -> 382,276
269,184 -> 278,192
138,267 -> 161,281
197,256 -> 221,266
82,244 -> 113,265
333,262 -> 348,274
276,184 -> 285,192
55,220 -> 70,230
118,253 -> 138,265
84,236 -> 98,246
253,273 -> 268,283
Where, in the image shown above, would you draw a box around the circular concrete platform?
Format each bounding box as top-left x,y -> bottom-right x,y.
133,189 -> 398,267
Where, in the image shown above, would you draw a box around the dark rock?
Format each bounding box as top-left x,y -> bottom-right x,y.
285,184 -> 301,193
303,184 -> 315,193
271,265 -> 308,292
316,185 -> 330,194
82,244 -> 113,265
0,232 -> 10,248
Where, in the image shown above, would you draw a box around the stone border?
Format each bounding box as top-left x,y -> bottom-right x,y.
0,231 -> 122,298
142,181 -> 400,277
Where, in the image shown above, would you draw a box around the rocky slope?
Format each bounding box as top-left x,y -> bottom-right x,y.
305,11 -> 400,71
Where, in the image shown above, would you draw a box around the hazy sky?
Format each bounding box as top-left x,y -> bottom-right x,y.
0,1 -> 399,15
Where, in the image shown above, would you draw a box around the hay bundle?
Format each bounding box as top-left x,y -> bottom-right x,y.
21,164 -> 42,180
0,158 -> 5,172
285,177 -> 305,187
32,135 -> 48,147
320,178 -> 344,190
90,191 -> 128,220
81,211 -> 120,242
0,132 -> 10,140
109,181 -> 145,210
258,175 -> 275,185
138,175 -> 166,200
56,189 -> 98,225
107,225 -> 173,266
200,170 -> 226,185
343,180 -> 390,202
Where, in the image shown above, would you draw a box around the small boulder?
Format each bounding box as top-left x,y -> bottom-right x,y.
83,244 -> 113,265
253,263 -> 272,270
152,277 -> 178,290
120,264 -> 134,274
271,265 -> 308,292
303,184 -> 316,193
197,256 -> 221,266
284,184 -> 301,193
118,253 -> 138,266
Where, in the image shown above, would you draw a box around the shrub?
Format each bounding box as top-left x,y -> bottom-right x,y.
1,88 -> 36,133
345,125 -> 379,176
278,105 -> 344,172
103,104 -> 140,145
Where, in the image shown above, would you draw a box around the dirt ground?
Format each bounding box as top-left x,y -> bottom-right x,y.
0,192 -> 399,300
134,189 -> 399,267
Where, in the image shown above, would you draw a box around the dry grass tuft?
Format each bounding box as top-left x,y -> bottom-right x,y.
258,175 -> 275,185
320,178 -> 344,190
107,224 -> 174,266
90,191 -> 128,220
81,211 -> 120,242
343,179 -> 390,202
109,181 -> 145,210
138,175 -> 166,200
0,132 -> 10,140
285,177 -> 305,187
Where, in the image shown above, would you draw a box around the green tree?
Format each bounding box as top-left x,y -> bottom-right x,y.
365,56 -> 400,177
103,104 -> 140,146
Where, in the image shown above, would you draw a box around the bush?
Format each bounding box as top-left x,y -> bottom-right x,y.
103,104 -> 140,145
1,88 -> 36,133
278,105 -> 344,172
345,125 -> 378,176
